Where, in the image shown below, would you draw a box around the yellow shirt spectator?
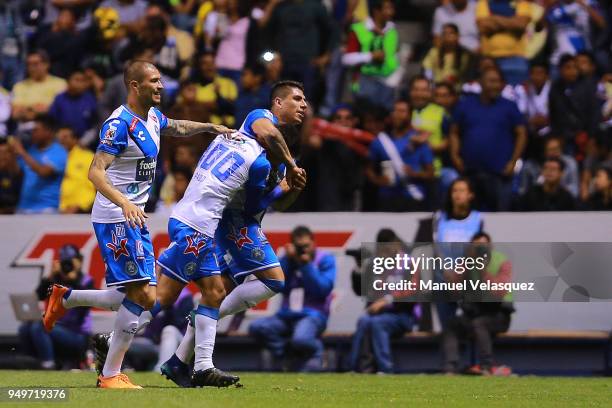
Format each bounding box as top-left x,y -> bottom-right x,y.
195,76 -> 238,126
60,145 -> 95,213
12,75 -> 67,109
476,0 -> 531,58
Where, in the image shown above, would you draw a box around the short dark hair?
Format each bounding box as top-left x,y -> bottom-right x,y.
576,50 -> 595,63
559,53 -> 576,68
529,60 -> 549,73
27,49 -> 49,63
172,165 -> 193,180
544,157 -> 565,171
123,59 -> 157,88
409,74 -> 431,90
368,0 -> 393,12
35,114 -> 58,132
291,225 -> 313,240
471,231 -> 491,242
442,23 -> 459,34
376,228 -> 400,243
244,62 -> 266,78
270,80 -> 304,105
480,65 -> 503,81
58,126 -> 78,138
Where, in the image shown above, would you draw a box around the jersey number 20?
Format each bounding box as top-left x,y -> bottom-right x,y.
200,143 -> 245,182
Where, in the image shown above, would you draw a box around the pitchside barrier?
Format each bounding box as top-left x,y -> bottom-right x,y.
1,212 -> 611,336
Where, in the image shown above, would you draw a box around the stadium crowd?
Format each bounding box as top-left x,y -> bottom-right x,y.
0,0 -> 611,214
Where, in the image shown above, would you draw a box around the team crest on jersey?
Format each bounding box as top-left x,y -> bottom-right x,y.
227,227 -> 253,249
101,128 -> 115,146
125,261 -> 137,276
251,248 -> 265,262
127,183 -> 139,194
184,262 -> 197,276
106,229 -> 129,261
184,233 -> 206,257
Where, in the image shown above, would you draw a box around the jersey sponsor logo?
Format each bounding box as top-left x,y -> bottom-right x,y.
135,157 -> 156,182
183,233 -> 206,257
227,227 -> 253,249
127,183 -> 140,195
136,130 -> 146,142
106,229 -> 129,261
129,118 -> 139,133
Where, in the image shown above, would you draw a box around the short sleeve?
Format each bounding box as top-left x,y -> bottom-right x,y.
508,100 -> 527,127
243,109 -> 276,135
97,118 -> 129,156
42,145 -> 67,175
153,108 -> 168,129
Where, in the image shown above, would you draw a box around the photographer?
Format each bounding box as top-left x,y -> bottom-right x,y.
349,228 -> 419,374
18,244 -> 93,369
249,226 -> 336,372
441,232 -> 514,375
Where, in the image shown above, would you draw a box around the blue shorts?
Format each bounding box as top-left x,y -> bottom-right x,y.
215,212 -> 280,286
157,218 -> 219,284
93,222 -> 156,287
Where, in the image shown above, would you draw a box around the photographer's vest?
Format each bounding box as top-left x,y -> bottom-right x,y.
473,250 -> 514,302
351,20 -> 399,78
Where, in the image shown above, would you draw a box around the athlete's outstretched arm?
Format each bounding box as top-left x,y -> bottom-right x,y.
251,118 -> 306,189
161,119 -> 233,138
88,151 -> 147,228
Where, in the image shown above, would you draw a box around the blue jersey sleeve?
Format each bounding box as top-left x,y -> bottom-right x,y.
244,153 -> 272,215
153,107 -> 169,129
97,118 -> 129,156
242,109 -> 277,137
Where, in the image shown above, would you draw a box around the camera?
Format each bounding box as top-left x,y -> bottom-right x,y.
295,244 -> 308,256
60,259 -> 74,274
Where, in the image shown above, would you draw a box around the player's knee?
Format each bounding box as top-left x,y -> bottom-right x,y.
260,278 -> 285,293
205,285 -> 226,306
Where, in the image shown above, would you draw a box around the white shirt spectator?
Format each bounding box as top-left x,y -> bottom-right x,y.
432,0 -> 479,52
514,80 -> 551,117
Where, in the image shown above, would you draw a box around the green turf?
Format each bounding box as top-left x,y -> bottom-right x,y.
0,370 -> 610,408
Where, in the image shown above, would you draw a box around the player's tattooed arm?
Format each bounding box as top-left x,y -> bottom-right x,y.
88,151 -> 147,228
162,119 -> 233,138
251,118 -> 306,189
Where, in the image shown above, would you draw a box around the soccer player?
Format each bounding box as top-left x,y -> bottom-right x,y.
42,60 -> 232,389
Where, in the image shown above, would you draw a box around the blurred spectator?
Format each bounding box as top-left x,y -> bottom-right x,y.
0,140 -> 21,214
581,132 -> 612,200
48,70 -> 98,140
192,51 -> 237,126
126,287 -> 194,371
450,67 -> 527,211
263,51 -> 283,84
57,127 -> 95,214
576,51 -> 599,85
36,9 -> 89,79
432,0 -> 479,53
365,100 -> 434,211
83,7 -> 124,79
422,23 -> 471,85
18,244 -> 92,370
156,166 -> 192,215
100,0 -> 147,29
538,0 -> 606,69
170,0 -> 200,32
519,136 -> 580,198
515,61 -> 551,138
0,82 -> 10,137
343,0 -> 399,111
310,104 -> 363,211
210,0 -> 251,85
549,54 -> 600,152
11,51 -> 67,128
585,167 -> 612,210
349,228 -> 417,374
476,0 -> 531,85
260,0 -> 337,102
433,82 -> 458,112
9,115 -> 67,214
461,56 -> 519,102
145,5 -> 196,82
408,76 -> 450,190
521,157 -> 576,210
249,226 -> 336,372
235,63 -> 271,125
442,232 -> 514,375
42,0 -> 96,32
159,144 -> 200,206
0,0 -> 26,90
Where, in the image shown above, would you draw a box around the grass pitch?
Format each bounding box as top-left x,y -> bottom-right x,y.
0,370 -> 610,408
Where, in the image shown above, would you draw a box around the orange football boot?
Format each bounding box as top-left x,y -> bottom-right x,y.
42,284 -> 68,332
97,373 -> 142,389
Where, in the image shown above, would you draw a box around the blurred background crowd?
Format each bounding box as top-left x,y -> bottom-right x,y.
0,0 -> 611,214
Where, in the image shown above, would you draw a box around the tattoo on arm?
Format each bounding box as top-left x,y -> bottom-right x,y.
162,119 -> 218,138
264,128 -> 294,167
89,151 -> 127,207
